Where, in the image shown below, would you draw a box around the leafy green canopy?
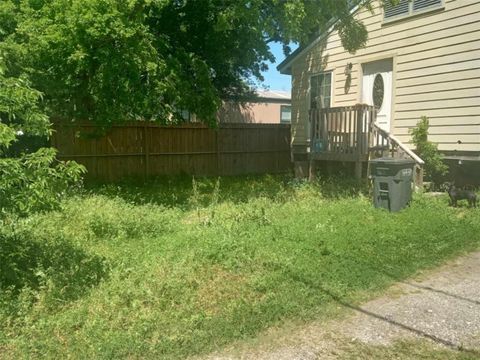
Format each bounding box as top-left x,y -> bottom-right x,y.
0,57 -> 85,217
2,0 -> 376,126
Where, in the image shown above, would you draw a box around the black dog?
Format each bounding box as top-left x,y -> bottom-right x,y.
447,185 -> 477,208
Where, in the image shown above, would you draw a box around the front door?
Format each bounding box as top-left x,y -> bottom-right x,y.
362,59 -> 393,133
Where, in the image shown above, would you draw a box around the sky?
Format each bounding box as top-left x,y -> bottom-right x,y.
258,42 -> 298,92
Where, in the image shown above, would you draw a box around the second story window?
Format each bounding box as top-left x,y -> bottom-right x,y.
384,0 -> 443,21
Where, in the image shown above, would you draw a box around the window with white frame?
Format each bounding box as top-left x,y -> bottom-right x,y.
280,105 -> 291,123
384,0 -> 443,21
310,72 -> 332,110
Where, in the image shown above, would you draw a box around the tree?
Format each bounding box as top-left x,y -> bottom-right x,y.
2,0 -> 381,127
0,58 -> 85,217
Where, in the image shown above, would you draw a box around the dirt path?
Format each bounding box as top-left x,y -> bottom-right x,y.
199,251 -> 480,359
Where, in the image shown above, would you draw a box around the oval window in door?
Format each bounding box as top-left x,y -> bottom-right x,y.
373,74 -> 384,109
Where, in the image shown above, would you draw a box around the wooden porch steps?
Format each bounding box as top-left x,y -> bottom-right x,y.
308,105 -> 425,186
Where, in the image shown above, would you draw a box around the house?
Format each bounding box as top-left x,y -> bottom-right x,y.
278,0 -> 480,182
217,90 -> 291,124
180,90 -> 291,124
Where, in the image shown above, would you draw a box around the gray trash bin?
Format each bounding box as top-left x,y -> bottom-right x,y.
369,157 -> 415,212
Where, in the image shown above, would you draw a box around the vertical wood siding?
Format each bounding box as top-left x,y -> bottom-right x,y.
52,123 -> 292,182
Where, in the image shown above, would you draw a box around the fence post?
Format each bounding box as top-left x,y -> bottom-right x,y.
143,122 -> 150,180
275,125 -> 280,173
215,127 -> 221,175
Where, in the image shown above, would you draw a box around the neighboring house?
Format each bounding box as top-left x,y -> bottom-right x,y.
217,90 -> 291,124
278,0 -> 480,180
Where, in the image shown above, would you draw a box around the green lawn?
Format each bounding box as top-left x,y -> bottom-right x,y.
1,175 -> 479,359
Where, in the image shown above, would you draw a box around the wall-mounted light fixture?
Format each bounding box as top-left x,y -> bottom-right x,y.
344,63 -> 353,94
344,62 -> 353,76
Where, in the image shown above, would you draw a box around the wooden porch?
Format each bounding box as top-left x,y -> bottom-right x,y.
308,104 -> 425,184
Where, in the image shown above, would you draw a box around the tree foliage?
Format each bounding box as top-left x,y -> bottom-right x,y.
0,59 -> 85,217
2,0 -> 380,126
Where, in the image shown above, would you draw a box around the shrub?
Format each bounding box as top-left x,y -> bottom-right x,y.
0,148 -> 85,217
410,116 -> 448,186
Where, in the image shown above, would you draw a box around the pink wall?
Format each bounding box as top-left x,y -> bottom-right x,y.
218,101 -> 291,124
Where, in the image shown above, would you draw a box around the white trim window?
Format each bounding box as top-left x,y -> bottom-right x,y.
309,72 -> 332,110
384,0 -> 443,21
280,105 -> 291,124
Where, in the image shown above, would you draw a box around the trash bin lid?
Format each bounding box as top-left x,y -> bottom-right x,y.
369,157 -> 415,165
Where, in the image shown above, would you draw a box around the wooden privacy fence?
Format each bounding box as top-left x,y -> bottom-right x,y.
52,122 -> 292,181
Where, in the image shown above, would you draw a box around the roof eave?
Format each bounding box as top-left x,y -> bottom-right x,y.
276,3 -> 362,75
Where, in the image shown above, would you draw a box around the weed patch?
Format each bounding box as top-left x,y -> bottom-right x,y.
0,224 -> 109,319
1,176 -> 479,359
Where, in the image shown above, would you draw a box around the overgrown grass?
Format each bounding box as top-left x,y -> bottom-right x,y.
1,175 -> 479,359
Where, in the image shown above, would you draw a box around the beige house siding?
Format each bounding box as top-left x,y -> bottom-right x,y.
290,0 -> 480,153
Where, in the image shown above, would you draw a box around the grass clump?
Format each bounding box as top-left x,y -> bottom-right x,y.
1,175 -> 479,359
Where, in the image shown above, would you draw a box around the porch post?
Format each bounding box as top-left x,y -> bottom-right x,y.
309,109 -> 315,150
309,109 -> 317,182
354,105 -> 364,180
415,165 -> 424,190
354,161 -> 363,180
309,160 -> 317,181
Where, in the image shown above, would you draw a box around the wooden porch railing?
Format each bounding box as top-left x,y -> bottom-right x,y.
309,104 -> 376,160
370,122 -> 425,187
309,104 -> 424,186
